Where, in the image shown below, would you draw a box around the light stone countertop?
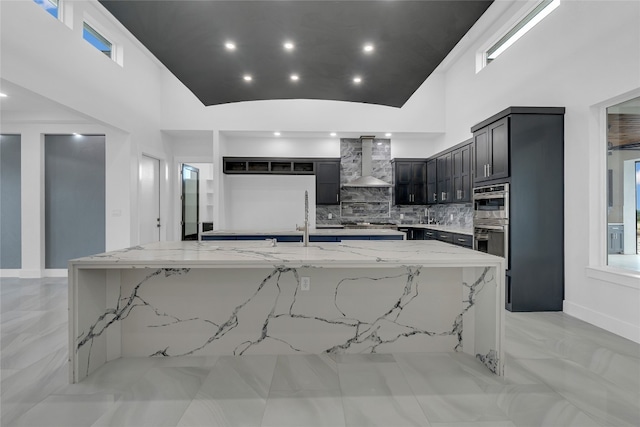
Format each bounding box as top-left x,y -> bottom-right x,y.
201,228 -> 406,237
398,224 -> 473,236
69,240 -> 503,269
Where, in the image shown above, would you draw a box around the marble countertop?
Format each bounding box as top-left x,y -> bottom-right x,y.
202,228 -> 405,237
398,224 -> 473,236
70,240 -> 503,269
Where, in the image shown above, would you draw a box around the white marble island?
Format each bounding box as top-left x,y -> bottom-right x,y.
69,240 -> 505,383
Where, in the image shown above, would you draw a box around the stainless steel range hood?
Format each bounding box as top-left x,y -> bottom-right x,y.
343,136 -> 392,188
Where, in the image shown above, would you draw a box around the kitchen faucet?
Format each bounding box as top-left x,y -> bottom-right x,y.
296,190 -> 310,246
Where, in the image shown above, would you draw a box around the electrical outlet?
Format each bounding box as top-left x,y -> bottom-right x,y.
301,277 -> 311,291
328,213 -> 332,219
450,214 -> 454,221
400,213 -> 404,220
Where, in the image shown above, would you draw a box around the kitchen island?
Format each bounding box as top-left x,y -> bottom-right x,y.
69,240 -> 505,383
201,228 -> 406,242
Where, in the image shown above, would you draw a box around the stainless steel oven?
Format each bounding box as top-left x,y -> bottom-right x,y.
473,183 -> 509,220
473,184 -> 509,264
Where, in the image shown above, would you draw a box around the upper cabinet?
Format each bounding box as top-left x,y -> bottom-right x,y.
436,152 -> 452,203
426,158 -> 438,204
473,117 -> 509,183
315,160 -> 341,205
392,160 -> 426,205
451,141 -> 472,203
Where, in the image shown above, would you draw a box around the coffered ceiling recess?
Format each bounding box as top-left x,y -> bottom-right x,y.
99,0 -> 493,108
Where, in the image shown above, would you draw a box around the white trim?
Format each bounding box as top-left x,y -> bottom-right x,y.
20,269 -> 45,279
0,269 -> 21,278
585,267 -> 640,290
45,269 -> 68,278
564,300 -> 640,344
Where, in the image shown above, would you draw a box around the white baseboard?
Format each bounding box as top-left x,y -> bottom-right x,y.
20,269 -> 45,278
45,269 -> 68,278
0,269 -> 68,279
564,300 -> 640,344
0,269 -> 21,278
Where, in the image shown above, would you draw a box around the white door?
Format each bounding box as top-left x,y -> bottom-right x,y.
139,155 -> 161,244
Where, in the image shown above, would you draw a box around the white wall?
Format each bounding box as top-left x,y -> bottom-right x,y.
437,0 -> 640,342
223,175 -> 316,230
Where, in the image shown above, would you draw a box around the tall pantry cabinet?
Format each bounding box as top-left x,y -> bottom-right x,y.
471,107 -> 565,312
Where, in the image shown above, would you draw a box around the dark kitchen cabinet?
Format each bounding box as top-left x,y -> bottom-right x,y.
426,159 -> 437,204
451,141 -> 472,203
392,160 -> 426,205
436,152 -> 452,203
315,160 -> 341,205
471,107 -> 565,312
398,227 -> 424,240
473,117 -> 509,184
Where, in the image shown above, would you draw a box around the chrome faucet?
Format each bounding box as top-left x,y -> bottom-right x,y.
296,190 -> 310,246
267,238 -> 277,247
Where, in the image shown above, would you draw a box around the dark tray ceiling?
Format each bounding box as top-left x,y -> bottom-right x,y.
99,1 -> 492,107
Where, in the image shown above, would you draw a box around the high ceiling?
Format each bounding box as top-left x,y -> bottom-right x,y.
98,0 -> 493,108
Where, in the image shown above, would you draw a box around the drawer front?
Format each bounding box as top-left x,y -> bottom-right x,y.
424,229 -> 436,240
453,233 -> 473,248
437,232 -> 453,243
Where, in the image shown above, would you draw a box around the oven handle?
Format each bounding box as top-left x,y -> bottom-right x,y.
474,224 -> 507,231
473,193 -> 507,200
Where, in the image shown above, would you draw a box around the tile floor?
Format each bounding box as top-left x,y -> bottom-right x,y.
1,277 -> 639,426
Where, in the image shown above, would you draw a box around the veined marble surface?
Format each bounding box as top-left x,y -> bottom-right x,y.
4,277 -> 640,426
202,228 -> 405,237
399,224 -> 474,236
70,240 -> 501,268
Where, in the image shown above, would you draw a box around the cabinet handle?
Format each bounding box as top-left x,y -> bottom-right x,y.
488,164 -> 491,176
457,238 -> 466,242
433,193 -> 437,201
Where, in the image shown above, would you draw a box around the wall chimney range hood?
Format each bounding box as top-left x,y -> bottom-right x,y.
343,136 -> 392,188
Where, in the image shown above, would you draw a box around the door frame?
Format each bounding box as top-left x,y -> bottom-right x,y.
139,154 -> 161,244
181,163 -> 200,240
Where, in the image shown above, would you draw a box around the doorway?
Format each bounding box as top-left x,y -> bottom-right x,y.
139,155 -> 161,244
181,164 -> 199,240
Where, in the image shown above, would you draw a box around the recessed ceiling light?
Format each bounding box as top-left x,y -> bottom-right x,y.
290,74 -> 299,81
243,74 -> 252,82
284,41 -> 295,51
363,44 -> 374,53
0,93 -> 7,97
73,133 -> 82,137
274,132 -> 281,136
330,132 -> 337,137
385,133 -> 392,137
353,76 -> 362,84
225,41 -> 236,51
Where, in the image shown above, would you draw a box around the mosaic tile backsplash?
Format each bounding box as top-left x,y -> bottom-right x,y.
315,138 -> 473,229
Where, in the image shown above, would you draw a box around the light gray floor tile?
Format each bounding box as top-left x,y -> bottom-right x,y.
11,393 -> 117,427
270,354 -> 339,391
2,277 -> 640,427
262,389 -> 346,427
176,354 -> 276,427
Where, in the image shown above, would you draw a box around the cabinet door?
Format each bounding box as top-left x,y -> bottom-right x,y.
473,127 -> 489,183
426,159 -> 438,204
316,161 -> 340,205
394,162 -> 412,204
452,144 -> 472,202
488,117 -> 509,180
436,152 -> 452,203
411,162 -> 427,204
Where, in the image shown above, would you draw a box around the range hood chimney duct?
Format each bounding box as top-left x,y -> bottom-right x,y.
343,136 -> 392,188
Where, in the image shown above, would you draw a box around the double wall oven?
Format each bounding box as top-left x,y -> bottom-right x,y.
473,184 -> 509,266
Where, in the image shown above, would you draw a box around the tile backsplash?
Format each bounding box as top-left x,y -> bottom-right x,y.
315,138 -> 473,230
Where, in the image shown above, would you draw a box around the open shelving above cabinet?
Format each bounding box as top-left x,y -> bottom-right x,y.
223,157 -> 317,174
